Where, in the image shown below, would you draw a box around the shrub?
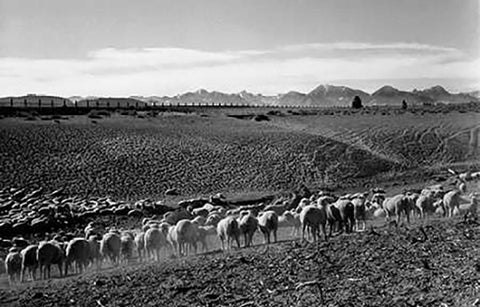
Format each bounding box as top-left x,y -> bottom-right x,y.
253,114 -> 270,121
351,96 -> 363,109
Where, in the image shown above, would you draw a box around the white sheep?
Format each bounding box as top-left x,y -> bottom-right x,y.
192,216 -> 207,226
263,201 -> 290,216
257,211 -> 278,244
299,205 -> 327,242
20,244 -> 38,282
87,235 -> 101,269
278,210 -> 301,237
217,216 -> 241,250
239,212 -> 258,247
171,219 -> 199,256
295,198 -> 311,214
196,225 -> 216,252
144,225 -> 167,261
37,240 -> 65,279
134,231 -> 145,262
5,247 -> 22,284
65,238 -> 90,276
443,190 -> 462,218
100,231 -> 122,266
351,196 -> 367,231
205,214 -> 222,227
120,233 -> 135,264
382,194 -> 410,225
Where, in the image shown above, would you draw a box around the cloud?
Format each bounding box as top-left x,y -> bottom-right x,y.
0,42 -> 478,96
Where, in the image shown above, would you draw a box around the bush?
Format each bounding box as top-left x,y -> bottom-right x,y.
351,96 -> 363,109
253,114 -> 270,121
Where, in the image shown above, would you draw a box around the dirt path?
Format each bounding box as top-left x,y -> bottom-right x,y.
2,218 -> 480,307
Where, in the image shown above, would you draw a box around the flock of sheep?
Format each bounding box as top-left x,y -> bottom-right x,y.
3,171 -> 480,285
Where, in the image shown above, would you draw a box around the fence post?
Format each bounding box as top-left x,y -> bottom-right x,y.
10,98 -> 13,107
95,100 -> 99,109
106,101 -> 110,109
51,100 -> 54,108
75,100 -> 78,109
38,99 -> 41,109
127,102 -> 130,109
136,101 -> 138,109
63,99 -> 67,108
24,99 -> 27,108
117,101 -> 120,109
86,100 -> 90,108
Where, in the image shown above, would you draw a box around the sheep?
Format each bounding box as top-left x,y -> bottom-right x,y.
278,210 -> 301,237
87,235 -> 101,269
84,222 -> 101,239
216,216 -> 241,250
415,194 -> 436,219
163,209 -> 193,225
100,231 -> 122,265
332,199 -> 355,233
172,219 -> 199,256
351,196 -> 367,232
443,190 -> 462,218
263,201 -> 289,216
196,225 -> 216,252
65,238 -> 90,276
257,211 -> 278,244
37,240 -> 65,279
382,194 -> 410,225
404,193 -> 420,219
5,247 -> 22,284
299,205 -> 327,242
120,233 -> 135,264
295,198 -> 311,214
459,193 -> 479,219
134,231 -> 145,262
239,212 -> 258,247
205,213 -> 222,227
144,225 -> 167,261
192,207 -> 209,217
192,216 -> 207,226
20,244 -> 38,282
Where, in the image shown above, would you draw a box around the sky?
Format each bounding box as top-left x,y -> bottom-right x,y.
0,0 -> 478,97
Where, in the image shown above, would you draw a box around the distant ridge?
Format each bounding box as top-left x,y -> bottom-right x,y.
3,84 -> 479,108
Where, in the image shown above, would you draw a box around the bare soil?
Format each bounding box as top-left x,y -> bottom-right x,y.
2,219 -> 480,306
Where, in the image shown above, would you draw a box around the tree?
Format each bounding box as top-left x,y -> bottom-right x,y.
402,100 -> 408,109
351,95 -> 363,109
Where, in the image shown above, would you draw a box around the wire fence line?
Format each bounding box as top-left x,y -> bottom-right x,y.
0,97 -> 352,112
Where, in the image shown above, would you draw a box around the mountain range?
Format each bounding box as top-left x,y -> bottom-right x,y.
0,85 -> 478,108
125,85 -> 478,107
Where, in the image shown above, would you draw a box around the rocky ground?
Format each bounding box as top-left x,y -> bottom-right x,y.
2,218 -> 480,307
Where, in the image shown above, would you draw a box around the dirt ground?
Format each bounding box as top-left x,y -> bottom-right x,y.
2,217 -> 480,307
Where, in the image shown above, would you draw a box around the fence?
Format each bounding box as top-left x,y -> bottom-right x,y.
0,97 -> 353,115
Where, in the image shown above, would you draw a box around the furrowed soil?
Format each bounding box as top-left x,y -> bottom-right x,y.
0,110 -> 479,201
2,219 -> 480,307
1,109 -> 480,306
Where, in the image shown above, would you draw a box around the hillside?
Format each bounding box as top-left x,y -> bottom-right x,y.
0,110 -> 479,200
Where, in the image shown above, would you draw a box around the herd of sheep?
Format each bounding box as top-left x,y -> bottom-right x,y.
3,172 -> 480,285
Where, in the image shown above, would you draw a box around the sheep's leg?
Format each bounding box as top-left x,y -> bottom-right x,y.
20,267 -> 25,282
321,224 -> 327,241
301,223 -> 306,242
